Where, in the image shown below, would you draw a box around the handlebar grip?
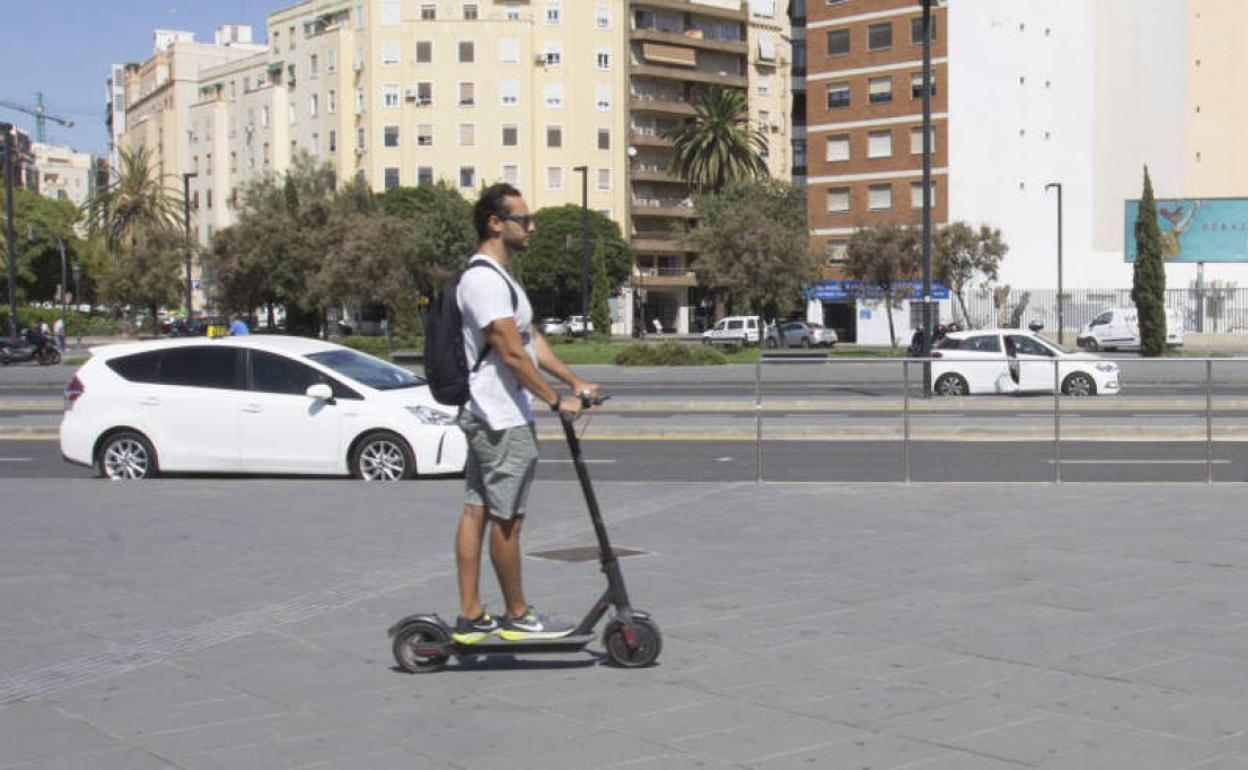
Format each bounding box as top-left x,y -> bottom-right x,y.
579,392 -> 610,408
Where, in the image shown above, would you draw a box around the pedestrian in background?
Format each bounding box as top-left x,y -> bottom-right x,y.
228,312 -> 250,336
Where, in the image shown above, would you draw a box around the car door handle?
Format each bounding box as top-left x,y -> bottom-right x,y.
242,403 -> 263,413
139,397 -> 160,406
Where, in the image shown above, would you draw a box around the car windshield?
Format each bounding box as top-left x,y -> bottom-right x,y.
306,349 -> 424,390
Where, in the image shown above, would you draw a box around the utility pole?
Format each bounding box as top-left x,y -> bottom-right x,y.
183,173 -> 197,320
1045,183 -> 1064,344
919,0 -> 934,395
573,165 -> 589,340
2,122 -> 17,336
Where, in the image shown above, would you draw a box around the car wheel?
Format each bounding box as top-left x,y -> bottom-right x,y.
97,430 -> 158,480
934,373 -> 969,396
1081,339 -> 1099,352
1062,372 -> 1097,397
352,431 -> 415,481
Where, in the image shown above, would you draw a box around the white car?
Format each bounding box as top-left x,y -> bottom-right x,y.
702,316 -> 762,346
1076,306 -> 1184,351
539,317 -> 569,336
60,336 -> 467,480
565,315 -> 594,335
930,329 -> 1120,396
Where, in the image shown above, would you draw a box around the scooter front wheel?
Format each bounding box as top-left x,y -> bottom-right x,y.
603,616 -> 662,668
392,620 -> 451,673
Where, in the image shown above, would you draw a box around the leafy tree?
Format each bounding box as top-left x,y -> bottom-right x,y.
590,240 -> 611,340
687,179 -> 817,319
98,227 -> 185,331
933,221 -> 1007,327
1131,166 -> 1167,356
7,187 -> 85,302
665,86 -> 769,193
84,145 -> 181,252
376,181 -> 476,296
845,223 -> 922,349
511,205 -> 630,318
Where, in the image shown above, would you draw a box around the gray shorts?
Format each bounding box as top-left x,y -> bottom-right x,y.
458,409 -> 539,520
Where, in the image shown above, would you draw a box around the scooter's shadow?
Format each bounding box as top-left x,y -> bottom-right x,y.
390,651 -> 608,673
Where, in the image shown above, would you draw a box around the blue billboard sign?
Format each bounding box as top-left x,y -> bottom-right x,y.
810,280 -> 949,302
1124,197 -> 1248,263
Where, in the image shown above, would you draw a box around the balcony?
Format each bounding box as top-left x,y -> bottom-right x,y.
631,197 -> 696,219
630,63 -> 747,88
636,265 -> 698,287
629,129 -> 675,148
631,232 -> 689,253
631,0 -> 746,22
629,96 -> 696,117
629,165 -> 685,184
630,27 -> 747,55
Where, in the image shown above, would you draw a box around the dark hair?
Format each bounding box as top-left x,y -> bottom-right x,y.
473,183 -> 522,242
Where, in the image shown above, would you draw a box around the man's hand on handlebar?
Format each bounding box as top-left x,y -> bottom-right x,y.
554,381 -> 606,419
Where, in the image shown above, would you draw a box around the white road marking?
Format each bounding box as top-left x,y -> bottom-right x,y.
539,458 -> 615,464
0,458 -> 32,463
1047,459 -> 1231,465
715,457 -> 734,463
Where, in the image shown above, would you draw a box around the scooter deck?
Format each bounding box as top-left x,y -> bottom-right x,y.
454,633 -> 594,655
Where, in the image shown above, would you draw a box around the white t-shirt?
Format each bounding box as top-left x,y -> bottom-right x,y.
457,255 -> 536,429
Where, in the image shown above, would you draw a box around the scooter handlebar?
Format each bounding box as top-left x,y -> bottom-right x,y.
579,392 -> 610,409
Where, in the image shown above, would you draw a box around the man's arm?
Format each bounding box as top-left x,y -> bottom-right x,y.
483,318 -> 584,416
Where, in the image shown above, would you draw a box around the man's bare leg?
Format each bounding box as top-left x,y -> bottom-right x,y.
455,503 -> 488,619
489,514 -> 528,618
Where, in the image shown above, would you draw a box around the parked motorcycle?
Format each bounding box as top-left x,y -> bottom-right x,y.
0,329 -> 62,366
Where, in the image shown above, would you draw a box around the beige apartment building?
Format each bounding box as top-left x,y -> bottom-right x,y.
32,142 -> 95,210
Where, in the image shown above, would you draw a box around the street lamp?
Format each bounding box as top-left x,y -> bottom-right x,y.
2,122 -> 16,336
572,165 -> 590,341
182,172 -> 197,321
1044,183 -> 1064,344
918,0 -> 936,395
71,263 -> 82,347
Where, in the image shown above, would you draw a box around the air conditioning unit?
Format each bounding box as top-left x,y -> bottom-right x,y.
355,146 -> 366,155
353,60 -> 364,72
404,88 -> 420,100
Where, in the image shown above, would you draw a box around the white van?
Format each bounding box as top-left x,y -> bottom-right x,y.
1077,306 -> 1184,352
702,316 -> 762,346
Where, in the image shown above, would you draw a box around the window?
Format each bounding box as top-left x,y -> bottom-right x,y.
262,106 -> 270,126
826,240 -> 848,265
543,42 -> 563,66
546,166 -> 563,189
595,85 -> 612,111
827,28 -> 849,56
384,167 -> 400,190
546,125 -> 562,148
499,38 -> 518,63
381,0 -> 400,25
597,128 -> 611,150
869,76 -> 892,104
868,22 -> 893,50
382,84 -> 400,108
826,134 -> 849,161
546,0 -> 561,24
384,125 -> 400,147
868,130 -> 892,158
911,15 -> 937,44
596,48 -> 611,70
911,71 -> 938,98
327,89 -> 336,113
309,94 -> 319,117
826,187 -> 850,213
206,189 -> 212,209
504,5 -> 521,21
417,124 -> 433,146
793,138 -> 807,167
416,40 -> 432,63
459,81 -> 475,105
357,127 -> 366,149
354,4 -> 364,27
596,5 -> 610,27
418,166 -> 433,186
288,103 -> 296,124
910,181 -> 936,208
502,164 -> 519,185
327,48 -> 336,72
328,130 -> 337,153
868,183 -> 892,210
910,125 -> 936,154
111,347 -> 244,389
460,166 -> 476,188
417,81 -> 433,105
459,40 -> 475,63
501,124 -> 518,146
826,82 -> 849,109
544,83 -> 564,108
420,4 -> 436,20
500,81 -> 518,106
463,3 -> 478,20
354,87 -> 365,113
382,42 -> 400,65
757,75 -> 773,96
459,123 -> 476,147
310,53 -> 319,76
597,168 -> 611,191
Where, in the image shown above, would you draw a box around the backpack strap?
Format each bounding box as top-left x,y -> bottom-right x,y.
465,259 -> 520,373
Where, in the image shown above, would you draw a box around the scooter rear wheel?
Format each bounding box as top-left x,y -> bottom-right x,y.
392,620 -> 451,673
603,617 -> 662,668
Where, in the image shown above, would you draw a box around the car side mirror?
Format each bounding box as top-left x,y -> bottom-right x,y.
306,383 -> 335,403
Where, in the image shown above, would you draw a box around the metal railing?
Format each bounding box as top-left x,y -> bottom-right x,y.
962,287 -> 1248,335
750,356 -> 1246,485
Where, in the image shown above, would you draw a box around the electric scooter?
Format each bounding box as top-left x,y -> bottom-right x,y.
388,394 -> 662,671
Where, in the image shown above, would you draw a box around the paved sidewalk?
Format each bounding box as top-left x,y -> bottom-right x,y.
3,479 -> 1248,768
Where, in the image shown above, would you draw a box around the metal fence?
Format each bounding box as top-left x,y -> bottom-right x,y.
962,287 -> 1248,335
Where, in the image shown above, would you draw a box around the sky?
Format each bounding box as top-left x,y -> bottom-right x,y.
0,1 -> 288,156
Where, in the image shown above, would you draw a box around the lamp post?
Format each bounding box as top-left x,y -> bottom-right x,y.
2,122 -> 17,336
1045,182 -> 1064,344
182,172 -> 197,322
72,263 -> 82,347
572,165 -> 589,340
26,224 -> 67,348
918,0 -> 935,396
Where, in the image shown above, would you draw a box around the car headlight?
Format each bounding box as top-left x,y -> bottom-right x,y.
1095,362 -> 1117,372
407,405 -> 456,425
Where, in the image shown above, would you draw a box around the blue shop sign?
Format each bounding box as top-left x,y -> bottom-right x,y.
810,280 -> 949,302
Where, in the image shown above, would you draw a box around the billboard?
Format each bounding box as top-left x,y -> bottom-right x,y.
1124,197 -> 1248,263
810,280 -> 949,302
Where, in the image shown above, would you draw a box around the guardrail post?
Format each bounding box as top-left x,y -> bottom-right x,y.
755,358 -> 763,483
903,359 -> 911,483
1206,357 -> 1213,485
1053,358 -> 1062,485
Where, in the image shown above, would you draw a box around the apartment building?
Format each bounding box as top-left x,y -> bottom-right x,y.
32,142 -> 95,209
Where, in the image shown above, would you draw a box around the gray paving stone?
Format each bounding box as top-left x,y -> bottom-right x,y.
864,695 -> 1038,743
747,732 -> 952,769
947,713 -> 1129,765
671,713 -> 866,765
1039,729 -> 1235,770
797,684 -> 967,727
1,746 -> 178,769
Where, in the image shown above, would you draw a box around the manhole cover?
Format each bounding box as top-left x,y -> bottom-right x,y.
528,546 -> 652,563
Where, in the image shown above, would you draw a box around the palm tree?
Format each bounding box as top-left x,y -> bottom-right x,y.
85,146 -> 182,252
664,86 -> 769,193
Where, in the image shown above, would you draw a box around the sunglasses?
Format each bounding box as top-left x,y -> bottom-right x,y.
498,214 -> 534,227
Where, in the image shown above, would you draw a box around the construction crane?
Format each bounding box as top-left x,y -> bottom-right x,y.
0,92 -> 74,142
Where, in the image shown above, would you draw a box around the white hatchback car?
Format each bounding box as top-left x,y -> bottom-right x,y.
61,336 -> 467,480
930,329 -> 1120,396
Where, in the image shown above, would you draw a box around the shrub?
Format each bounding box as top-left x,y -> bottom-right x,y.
613,341 -> 727,366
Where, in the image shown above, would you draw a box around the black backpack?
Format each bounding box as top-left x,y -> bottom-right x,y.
423,260 -> 518,406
